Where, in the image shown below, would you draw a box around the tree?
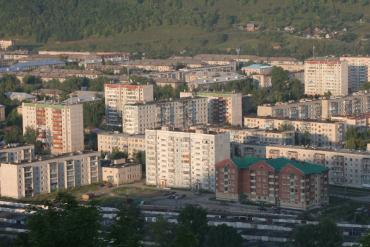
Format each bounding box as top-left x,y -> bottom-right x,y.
109,202 -> 144,247
204,224 -> 243,247
83,100 -> 105,128
291,219 -> 342,247
177,205 -> 208,247
20,192 -> 102,247
110,148 -> 128,160
134,151 -> 146,175
23,75 -> 42,85
4,126 -> 23,144
361,231 -> 370,247
149,217 -> 175,247
23,127 -> 37,145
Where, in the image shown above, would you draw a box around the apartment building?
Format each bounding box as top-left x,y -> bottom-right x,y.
97,132 -> 145,157
244,116 -> 344,147
257,91 -> 370,120
215,157 -> 329,210
104,83 -> 153,127
266,145 -> 370,189
0,145 -> 35,164
0,104 -> 5,122
0,151 -> 100,199
102,159 -> 142,186
22,102 -> 84,155
181,92 -> 243,126
0,40 -> 14,50
209,126 -> 295,146
123,97 -> 208,134
145,127 -> 230,192
340,56 -> 370,92
241,64 -> 273,76
304,58 -> 348,96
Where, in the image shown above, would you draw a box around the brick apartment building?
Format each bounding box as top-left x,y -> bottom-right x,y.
215,157 -> 329,210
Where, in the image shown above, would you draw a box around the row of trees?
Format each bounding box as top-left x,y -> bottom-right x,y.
9,192 -> 370,247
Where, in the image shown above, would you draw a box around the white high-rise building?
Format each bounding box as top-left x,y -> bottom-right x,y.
22,102 -> 84,155
145,127 -> 230,192
104,83 -> 153,127
304,58 -> 348,96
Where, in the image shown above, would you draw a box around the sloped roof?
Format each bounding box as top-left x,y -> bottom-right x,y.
232,157 -> 328,175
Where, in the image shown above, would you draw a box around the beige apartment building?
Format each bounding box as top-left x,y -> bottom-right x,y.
0,145 -> 35,164
102,159 -> 142,186
304,58 -> 348,96
0,151 -> 100,199
0,104 -> 5,122
0,40 -> 14,50
257,90 -> 370,120
123,97 -> 208,134
22,102 -> 84,155
97,132 -> 145,157
244,116 -> 344,147
180,92 -> 242,126
104,83 -> 153,127
266,145 -> 370,189
145,127 -> 230,192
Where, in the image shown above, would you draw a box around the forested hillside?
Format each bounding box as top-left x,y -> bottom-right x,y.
2,0 -> 370,57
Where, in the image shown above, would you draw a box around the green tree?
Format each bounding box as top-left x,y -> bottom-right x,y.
291,224 -> 318,247
149,217 -> 175,247
109,202 -> 144,247
316,218 -> 342,247
361,231 -> 370,247
83,100 -> 105,128
23,127 -> 37,145
21,192 -> 101,247
177,205 -> 208,247
4,126 -> 23,144
110,148 -> 128,160
204,224 -> 243,247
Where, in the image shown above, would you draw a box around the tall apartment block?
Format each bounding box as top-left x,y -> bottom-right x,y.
104,83 -> 153,127
97,132 -> 145,157
0,151 -> 100,199
215,157 -> 329,210
123,97 -> 208,134
244,116 -> 344,147
0,145 -> 35,163
257,90 -> 370,120
304,58 -> 348,96
340,56 -> 370,92
181,92 -> 243,126
22,102 -> 84,155
145,127 -> 230,192
266,145 -> 370,189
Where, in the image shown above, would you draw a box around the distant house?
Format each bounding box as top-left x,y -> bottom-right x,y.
245,23 -> 258,32
0,40 -> 14,50
4,92 -> 36,102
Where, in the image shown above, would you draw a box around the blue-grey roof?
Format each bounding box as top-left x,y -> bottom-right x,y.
244,64 -> 272,69
0,59 -> 65,72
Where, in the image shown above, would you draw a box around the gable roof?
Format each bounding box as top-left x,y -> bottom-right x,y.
232,157 -> 328,175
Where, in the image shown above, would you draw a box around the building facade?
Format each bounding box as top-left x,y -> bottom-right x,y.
340,56 -> 370,92
145,127 -> 230,192
266,145 -> 370,189
0,145 -> 35,164
123,97 -> 208,134
97,132 -> 145,157
104,83 -> 153,127
257,91 -> 370,120
215,157 -> 329,210
0,151 -> 100,199
22,102 -> 84,155
304,58 -> 348,96
244,116 -> 344,147
102,160 -> 142,186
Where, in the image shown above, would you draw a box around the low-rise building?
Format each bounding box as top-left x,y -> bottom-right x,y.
244,116 -> 344,147
102,159 -> 142,186
0,145 -> 35,164
0,151 -> 100,199
241,64 -> 273,76
215,157 -> 329,210
145,127 -> 230,192
266,145 -> 370,189
97,132 -> 145,157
